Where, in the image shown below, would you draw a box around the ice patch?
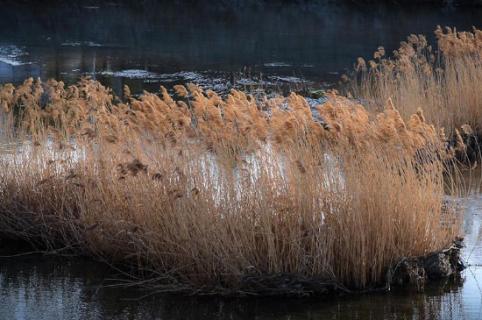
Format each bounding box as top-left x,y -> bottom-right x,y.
212,83 -> 229,92
268,76 -> 306,83
98,70 -> 210,82
98,69 -> 224,88
100,69 -> 160,79
96,68 -> 317,97
0,45 -> 30,66
263,62 -> 292,67
236,78 -> 262,86
61,42 -> 81,47
158,71 -> 206,82
61,41 -> 102,47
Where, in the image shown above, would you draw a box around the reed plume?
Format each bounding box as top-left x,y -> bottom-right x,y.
348,27 -> 482,139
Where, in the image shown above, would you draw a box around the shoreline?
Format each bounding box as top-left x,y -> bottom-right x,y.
0,237 -> 465,297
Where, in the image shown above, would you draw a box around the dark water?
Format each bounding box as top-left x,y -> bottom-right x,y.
0,1 -> 482,94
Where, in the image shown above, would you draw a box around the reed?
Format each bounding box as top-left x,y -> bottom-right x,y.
347,27 -> 482,139
0,78 -> 462,293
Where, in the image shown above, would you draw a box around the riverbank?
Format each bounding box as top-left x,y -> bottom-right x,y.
0,236 -> 465,297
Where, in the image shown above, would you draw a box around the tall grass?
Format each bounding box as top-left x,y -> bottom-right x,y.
347,26 -> 482,137
0,78 -> 461,293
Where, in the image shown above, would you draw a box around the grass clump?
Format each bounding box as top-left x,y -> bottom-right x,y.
0,78 -> 462,294
347,26 -> 482,138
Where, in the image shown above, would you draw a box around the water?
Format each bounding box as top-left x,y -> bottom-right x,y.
2,1 -> 482,319
0,1 -> 481,95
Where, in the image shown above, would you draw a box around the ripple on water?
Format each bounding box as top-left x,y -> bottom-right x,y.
462,195 -> 482,265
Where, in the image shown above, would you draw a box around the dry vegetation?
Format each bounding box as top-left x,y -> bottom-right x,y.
347,26 -> 482,138
0,76 -> 463,294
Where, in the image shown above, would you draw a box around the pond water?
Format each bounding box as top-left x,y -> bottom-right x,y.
0,1 -> 481,95
2,1 -> 482,319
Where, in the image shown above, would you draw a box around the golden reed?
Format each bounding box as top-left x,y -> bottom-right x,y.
0,71 -> 463,293
347,27 -> 482,137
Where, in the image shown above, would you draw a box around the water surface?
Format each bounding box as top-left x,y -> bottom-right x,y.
0,1 -> 482,94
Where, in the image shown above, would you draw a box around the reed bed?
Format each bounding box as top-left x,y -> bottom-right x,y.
347,27 -> 482,138
0,78 -> 462,294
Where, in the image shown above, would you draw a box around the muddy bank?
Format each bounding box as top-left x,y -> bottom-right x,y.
226,240 -> 466,297
390,239 -> 464,286
0,238 -> 464,298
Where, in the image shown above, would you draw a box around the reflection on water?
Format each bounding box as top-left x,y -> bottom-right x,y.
0,257 -> 476,319
0,1 -> 482,94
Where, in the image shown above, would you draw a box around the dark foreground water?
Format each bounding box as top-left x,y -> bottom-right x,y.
0,194 -> 481,320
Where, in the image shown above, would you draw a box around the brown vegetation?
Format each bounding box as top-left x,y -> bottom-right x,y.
347,26 -> 482,138
0,78 -> 462,294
